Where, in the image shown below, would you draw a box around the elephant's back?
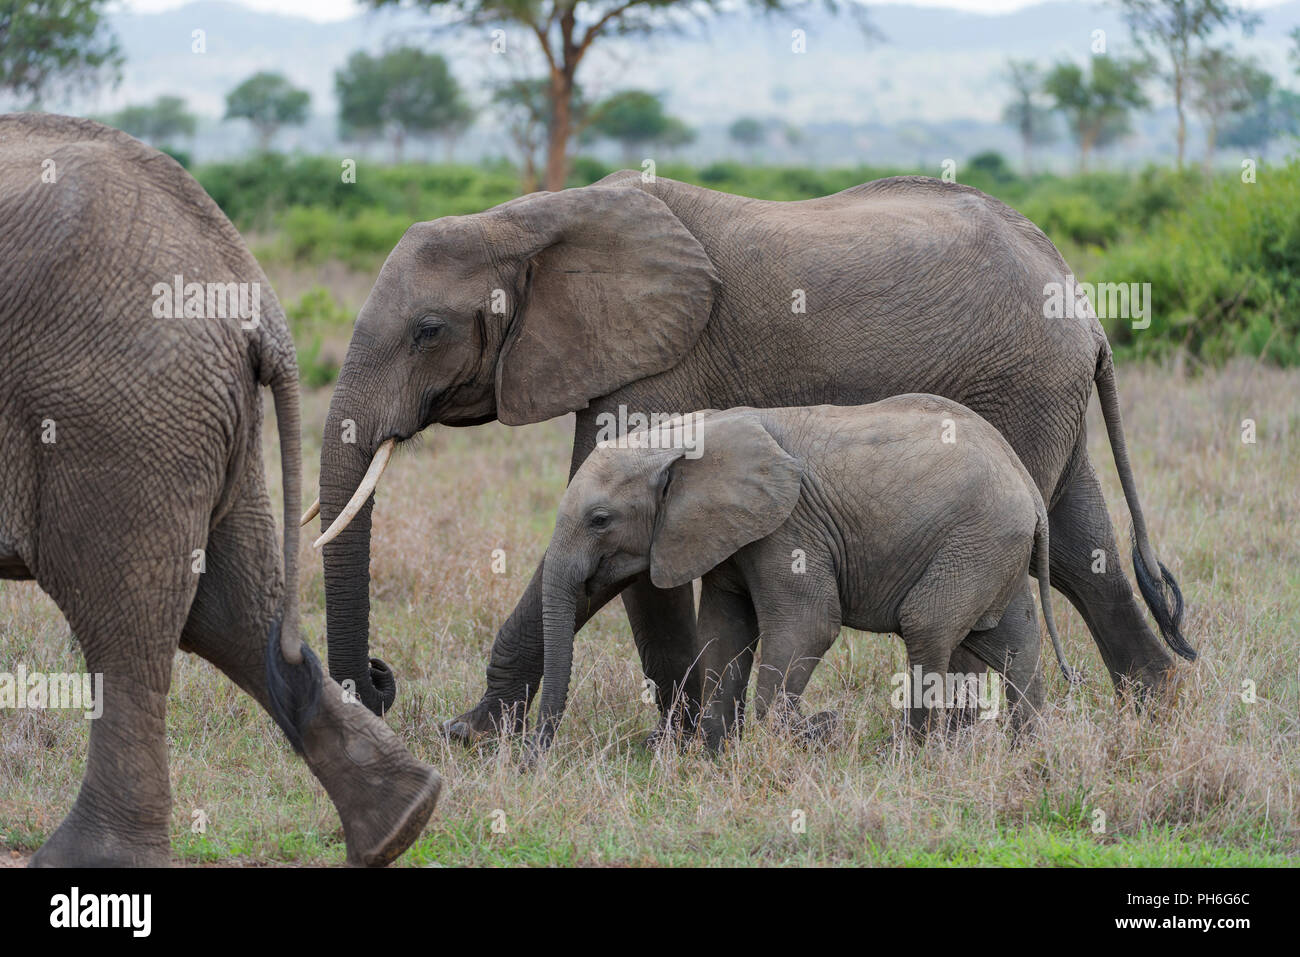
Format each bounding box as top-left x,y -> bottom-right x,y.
767,397 -> 1040,532
0,115 -> 282,474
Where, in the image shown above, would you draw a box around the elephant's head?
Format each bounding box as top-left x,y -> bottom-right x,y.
531,411 -> 804,753
310,184 -> 720,714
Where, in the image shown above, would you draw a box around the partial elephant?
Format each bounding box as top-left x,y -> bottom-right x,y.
530,399 -> 1076,753
0,114 -> 439,867
304,171 -> 1191,737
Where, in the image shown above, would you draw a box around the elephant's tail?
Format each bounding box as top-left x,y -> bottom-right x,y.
263,347 -> 321,753
1094,349 -> 1194,661
1032,505 -> 1076,685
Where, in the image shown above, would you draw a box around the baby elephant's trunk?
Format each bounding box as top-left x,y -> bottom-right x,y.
535,552 -> 581,754
1034,510 -> 1078,686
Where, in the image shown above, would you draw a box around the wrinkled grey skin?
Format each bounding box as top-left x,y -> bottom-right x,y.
533,399 -> 1075,753
0,114 -> 439,867
312,170 -> 1190,737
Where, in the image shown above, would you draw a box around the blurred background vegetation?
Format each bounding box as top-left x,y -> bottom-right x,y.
188,151 -> 1300,378
5,0 -> 1298,376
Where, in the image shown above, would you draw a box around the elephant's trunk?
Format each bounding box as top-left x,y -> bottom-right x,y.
535,550 -> 583,752
318,379 -> 396,716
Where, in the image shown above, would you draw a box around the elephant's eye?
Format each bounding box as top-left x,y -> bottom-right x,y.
413,316 -> 445,348
589,509 -> 611,530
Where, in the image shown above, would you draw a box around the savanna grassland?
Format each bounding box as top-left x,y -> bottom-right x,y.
2,159 -> 1299,866
2,358 -> 1297,866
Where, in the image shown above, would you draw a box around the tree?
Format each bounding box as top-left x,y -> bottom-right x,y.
1189,48 -> 1262,173
335,47 -> 473,163
369,0 -> 875,191
1115,0 -> 1259,169
728,116 -> 765,157
1001,58 -> 1056,174
1044,57 -> 1150,171
661,116 -> 697,155
224,71 -> 310,152
0,0 -> 121,107
589,89 -> 677,163
108,95 -> 196,147
1218,68 -> 1300,161
492,76 -> 586,192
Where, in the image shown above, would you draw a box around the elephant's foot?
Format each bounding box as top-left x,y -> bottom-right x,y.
305,683 -> 442,867
794,709 -> 840,746
31,801 -> 171,868
641,703 -> 704,752
442,699 -> 527,746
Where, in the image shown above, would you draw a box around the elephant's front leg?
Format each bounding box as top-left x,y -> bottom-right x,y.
445,560 -> 546,741
622,572 -> 704,744
444,553 -> 631,743
696,577 -> 760,751
749,575 -> 842,743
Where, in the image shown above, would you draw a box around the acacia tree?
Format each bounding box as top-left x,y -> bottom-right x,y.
590,89 -> 683,163
1045,56 -> 1149,171
336,48 -> 473,162
1001,59 -> 1056,174
1115,0 -> 1259,169
728,115 -> 764,157
1219,69 -> 1300,162
371,0 -> 872,190
0,0 -> 121,107
225,71 -> 311,152
1190,48 -> 1262,173
492,75 -> 585,192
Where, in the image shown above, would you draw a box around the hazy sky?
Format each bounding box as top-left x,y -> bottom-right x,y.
114,0 -> 1292,24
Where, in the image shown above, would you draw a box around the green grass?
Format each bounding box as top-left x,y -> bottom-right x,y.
3,361 -> 1297,866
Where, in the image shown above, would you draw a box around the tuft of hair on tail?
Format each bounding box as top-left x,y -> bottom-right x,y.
1131,532 -> 1193,661
264,615 -> 323,754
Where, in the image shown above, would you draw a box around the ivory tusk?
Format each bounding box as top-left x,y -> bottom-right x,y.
300,498 -> 320,526
313,438 -> 396,550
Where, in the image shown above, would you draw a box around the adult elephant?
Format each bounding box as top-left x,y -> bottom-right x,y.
306,170 -> 1192,735
1,114 -> 439,865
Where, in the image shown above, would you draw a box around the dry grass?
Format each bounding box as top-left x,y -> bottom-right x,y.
2,360 -> 1297,865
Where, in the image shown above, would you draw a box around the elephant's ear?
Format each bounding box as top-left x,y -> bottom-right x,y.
493,186 -> 719,426
649,413 -> 804,589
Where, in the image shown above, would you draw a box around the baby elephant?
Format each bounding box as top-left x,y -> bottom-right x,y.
532,395 -> 1074,754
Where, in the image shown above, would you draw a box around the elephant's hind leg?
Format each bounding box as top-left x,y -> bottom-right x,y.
29,525 -> 201,867
180,493 -> 439,867
960,581 -> 1044,738
897,542 -> 998,741
1047,448 -> 1173,696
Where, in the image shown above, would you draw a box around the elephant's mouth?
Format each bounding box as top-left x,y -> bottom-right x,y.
416,386 -> 498,430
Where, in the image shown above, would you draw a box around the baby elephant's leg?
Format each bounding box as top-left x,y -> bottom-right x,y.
751,585 -> 841,743
961,579 -> 1044,738
945,646 -> 988,732
898,546 -> 996,741
696,580 -> 759,752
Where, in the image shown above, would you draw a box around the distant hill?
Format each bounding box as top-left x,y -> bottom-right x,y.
37,0 -> 1300,168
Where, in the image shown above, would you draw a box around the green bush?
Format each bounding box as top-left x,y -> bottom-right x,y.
1092,161 -> 1300,365
285,285 -> 353,387
197,152 -> 1298,365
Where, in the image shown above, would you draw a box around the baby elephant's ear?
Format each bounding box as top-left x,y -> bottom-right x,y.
649,412 -> 803,589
